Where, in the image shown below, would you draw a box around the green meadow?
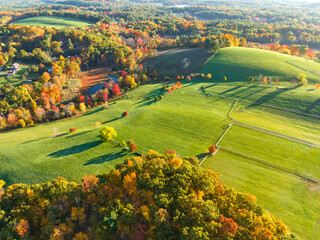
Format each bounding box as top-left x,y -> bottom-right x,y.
13,16 -> 94,28
1,47 -> 320,238
202,47 -> 320,84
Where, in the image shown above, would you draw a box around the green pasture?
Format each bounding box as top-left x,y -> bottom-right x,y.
13,16 -> 94,28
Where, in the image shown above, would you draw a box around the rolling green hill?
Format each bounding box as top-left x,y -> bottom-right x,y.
201,47 -> 320,84
13,16 -> 94,28
1,47 -> 320,239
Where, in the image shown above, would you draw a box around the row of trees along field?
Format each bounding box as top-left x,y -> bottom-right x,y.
0,150 -> 296,239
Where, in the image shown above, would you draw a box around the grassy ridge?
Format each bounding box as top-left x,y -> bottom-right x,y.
201,47 -> 320,83
13,16 -> 94,28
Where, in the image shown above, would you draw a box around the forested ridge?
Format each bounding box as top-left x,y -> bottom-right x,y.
0,151 -> 296,239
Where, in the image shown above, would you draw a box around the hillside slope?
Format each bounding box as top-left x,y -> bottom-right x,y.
201,47 -> 320,83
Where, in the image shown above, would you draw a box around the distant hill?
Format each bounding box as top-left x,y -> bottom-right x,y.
201,47 -> 320,84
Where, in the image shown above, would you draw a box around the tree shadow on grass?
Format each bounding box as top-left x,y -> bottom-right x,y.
83,108 -> 104,116
53,132 -> 69,138
202,83 -> 218,90
246,86 -> 300,108
84,151 -> 127,166
22,136 -> 51,144
305,98 -> 320,113
136,100 -> 155,108
101,117 -> 122,124
218,85 -> 242,95
66,130 -> 93,139
196,153 -> 208,160
48,141 -> 102,158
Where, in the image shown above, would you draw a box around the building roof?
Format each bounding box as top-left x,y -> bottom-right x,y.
88,83 -> 104,96
108,77 -> 119,83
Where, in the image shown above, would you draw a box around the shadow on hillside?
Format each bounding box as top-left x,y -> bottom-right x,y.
53,132 -> 69,138
48,141 -> 102,158
136,99 -> 155,108
22,136 -> 50,144
202,83 -> 218,89
66,130 -> 93,139
305,98 -> 320,113
84,151 -> 127,165
218,85 -> 242,95
196,153 -> 208,160
236,86 -> 268,100
83,108 -> 104,116
247,86 -> 301,108
101,117 -> 122,124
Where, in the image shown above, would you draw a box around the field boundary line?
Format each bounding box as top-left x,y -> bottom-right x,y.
233,121 -> 320,149
215,124 -> 233,146
220,147 -> 318,183
227,99 -> 238,120
203,88 -> 320,120
201,52 -> 216,68
285,60 -> 320,77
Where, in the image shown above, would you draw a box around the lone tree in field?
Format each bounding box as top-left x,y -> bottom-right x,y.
298,74 -> 308,85
209,145 -> 216,154
100,126 -> 117,141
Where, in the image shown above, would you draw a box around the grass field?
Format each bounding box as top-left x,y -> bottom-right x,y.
13,16 -> 94,28
144,48 -> 211,77
0,64 -> 30,87
1,47 -> 320,238
202,47 -> 320,84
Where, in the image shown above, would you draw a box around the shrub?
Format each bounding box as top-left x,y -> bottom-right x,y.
208,145 -> 216,154
122,111 -> 129,117
127,140 -> 137,151
165,149 -> 177,156
94,122 -> 101,129
100,126 -> 117,141
18,119 -> 26,128
101,102 -> 109,110
70,128 -> 76,133
79,103 -> 86,112
298,74 -> 308,85
130,143 -> 137,152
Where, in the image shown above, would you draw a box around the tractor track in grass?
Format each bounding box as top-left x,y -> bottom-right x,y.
220,147 -> 319,183
199,90 -> 319,183
0,152 -> 56,184
233,121 -> 320,149
201,83 -> 320,120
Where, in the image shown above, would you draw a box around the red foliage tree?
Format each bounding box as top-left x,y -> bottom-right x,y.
79,95 -> 85,103
220,215 -> 238,235
103,92 -> 108,101
208,145 -> 216,154
70,128 -> 76,133
113,84 -> 121,96
130,142 -> 137,152
122,111 -> 129,117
